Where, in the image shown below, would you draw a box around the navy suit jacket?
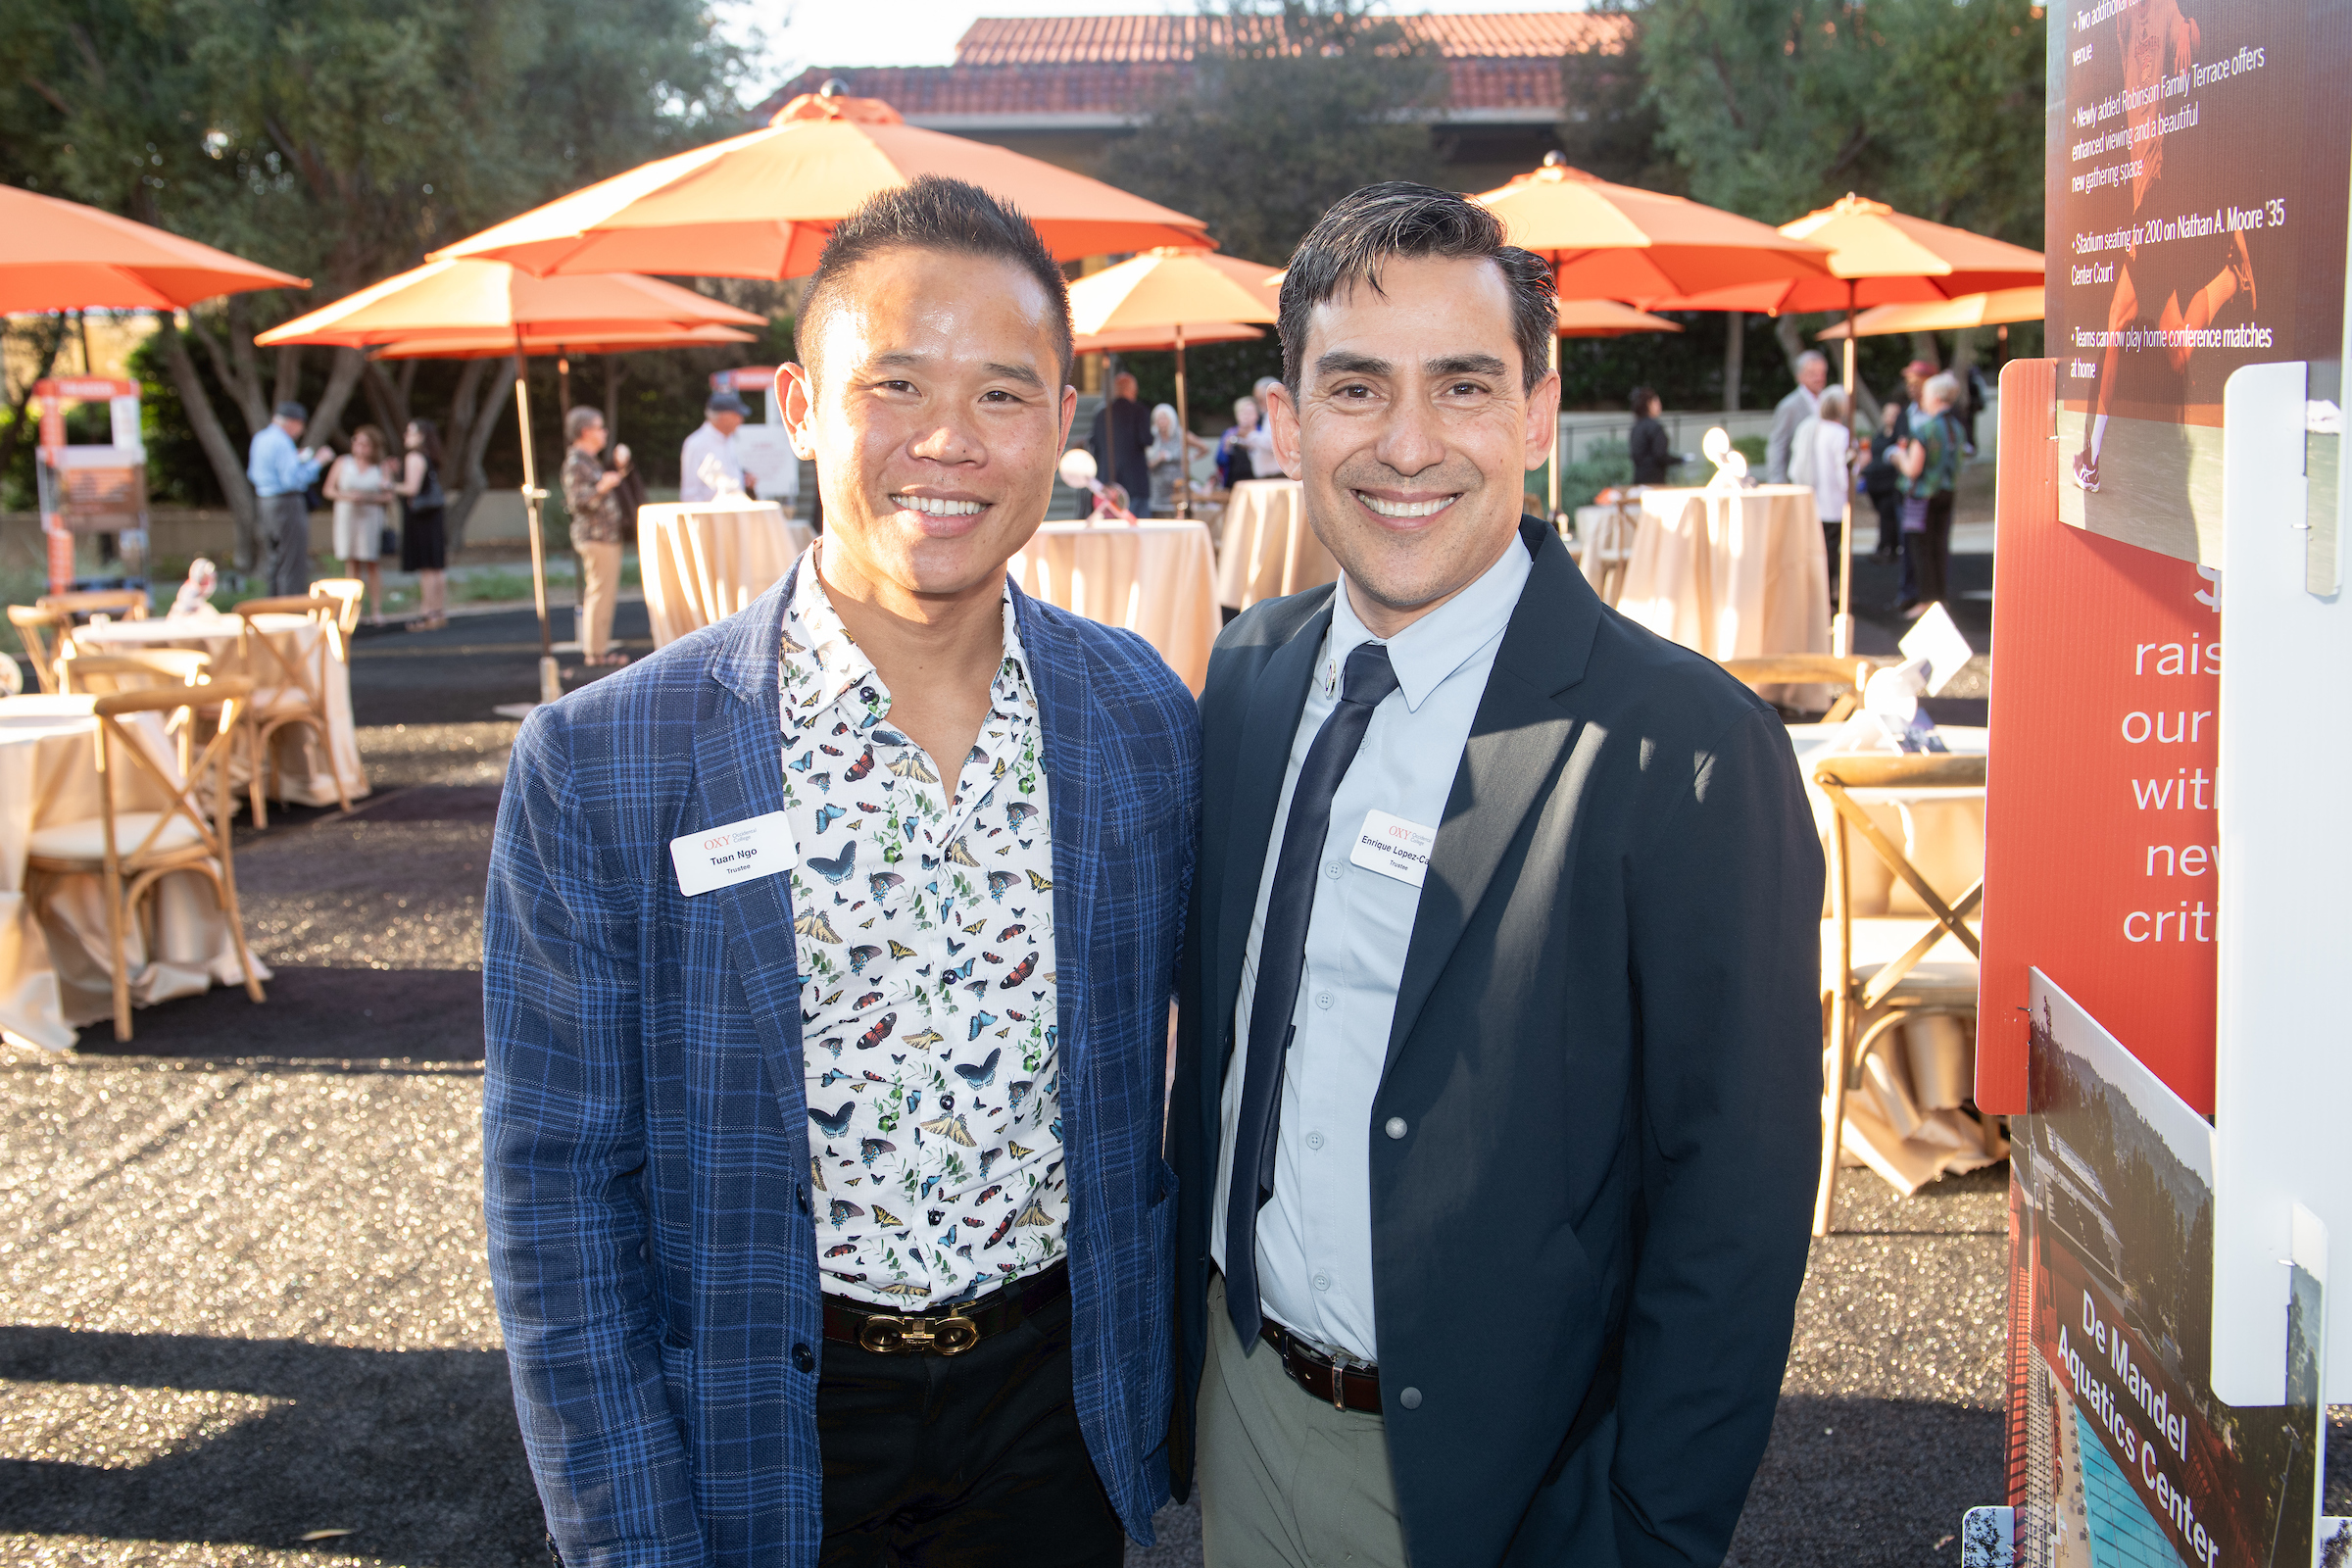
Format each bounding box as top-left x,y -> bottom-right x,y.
484,566 -> 1199,1566
1170,521 -> 1823,1566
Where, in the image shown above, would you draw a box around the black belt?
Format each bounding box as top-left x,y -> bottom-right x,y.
822,1260 -> 1068,1356
1258,1317 -> 1383,1413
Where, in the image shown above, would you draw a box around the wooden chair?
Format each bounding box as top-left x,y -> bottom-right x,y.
38,588 -> 150,621
59,651 -> 215,775
7,605 -> 73,694
1813,751 -> 1986,1234
1576,499 -> 1641,607
234,594 -> 354,826
312,577 -> 366,636
24,678 -> 266,1041
1723,654 -> 1886,722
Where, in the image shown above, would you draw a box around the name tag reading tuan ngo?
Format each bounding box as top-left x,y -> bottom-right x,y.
1349,808 -> 1435,889
671,811 -> 797,897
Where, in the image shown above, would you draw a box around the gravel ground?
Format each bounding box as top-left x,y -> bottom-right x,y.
2,643 -> 2337,1564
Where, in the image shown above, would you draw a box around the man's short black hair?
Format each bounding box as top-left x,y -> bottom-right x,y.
1278,182 -> 1555,396
800,174 -> 1073,386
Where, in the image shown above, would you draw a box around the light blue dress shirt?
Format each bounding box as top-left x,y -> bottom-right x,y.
1211,533 -> 1531,1363
247,423 -> 320,499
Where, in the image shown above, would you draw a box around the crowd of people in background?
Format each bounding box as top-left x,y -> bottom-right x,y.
242,404 -> 451,630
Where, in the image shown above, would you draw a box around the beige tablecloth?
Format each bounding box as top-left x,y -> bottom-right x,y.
641,499 -> 816,647
69,613 -> 369,808
0,694 -> 271,1052
1010,521 -> 1221,695
1787,722 -> 2000,1196
1215,480 -> 1339,612
1612,485 -> 1830,662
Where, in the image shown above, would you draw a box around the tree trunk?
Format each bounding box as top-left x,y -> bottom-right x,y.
1775,313 -> 1807,377
1722,311 -> 1743,412
1909,331 -> 1941,370
443,356 -> 514,553
360,358 -> 412,440
152,318 -> 259,549
307,346 -> 368,449
272,344 -> 302,415
605,358 -> 623,446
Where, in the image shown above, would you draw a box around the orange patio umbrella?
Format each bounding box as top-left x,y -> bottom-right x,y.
260,259 -> 766,701
1657,196 -> 2043,654
368,323 -> 757,359
1814,285 -> 2043,340
1067,249 -> 1282,517
1557,299 -> 1682,338
0,185 -> 307,313
431,89 -> 1210,279
1471,154 -> 1833,517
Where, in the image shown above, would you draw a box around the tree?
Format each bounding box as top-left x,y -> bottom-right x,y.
1636,0 -> 2045,378
0,0 -> 744,550
1554,1 -> 1678,193
1102,0 -> 1448,270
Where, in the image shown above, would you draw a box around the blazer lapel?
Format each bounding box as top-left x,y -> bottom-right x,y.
1383,524 -> 1602,1074
1213,603 -> 1333,1058
692,565 -> 807,1113
1015,585 -> 1097,1084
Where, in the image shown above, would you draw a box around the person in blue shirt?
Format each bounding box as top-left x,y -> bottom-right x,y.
248,401 -> 323,597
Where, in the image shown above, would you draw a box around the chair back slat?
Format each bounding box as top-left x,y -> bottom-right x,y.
7,606 -> 69,694
92,679 -> 251,867
60,649 -> 213,694
312,578 -> 366,635
237,596 -> 338,711
39,588 -> 149,621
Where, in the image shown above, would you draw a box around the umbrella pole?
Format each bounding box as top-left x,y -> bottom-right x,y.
1835,280 -> 1857,659
1173,324 -> 1190,521
1546,330 -> 1561,525
512,338 -> 560,705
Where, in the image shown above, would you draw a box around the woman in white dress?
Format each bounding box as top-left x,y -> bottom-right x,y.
323,424 -> 393,624
1805,386 -> 1853,607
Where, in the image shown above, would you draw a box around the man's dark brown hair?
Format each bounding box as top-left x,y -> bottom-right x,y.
1278,181 -> 1556,395
799,174 -> 1074,384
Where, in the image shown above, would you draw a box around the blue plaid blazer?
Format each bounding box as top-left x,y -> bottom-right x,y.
483,565 -> 1199,1566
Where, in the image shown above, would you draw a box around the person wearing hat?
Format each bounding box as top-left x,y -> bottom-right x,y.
247,401 -> 325,596
680,389 -> 757,504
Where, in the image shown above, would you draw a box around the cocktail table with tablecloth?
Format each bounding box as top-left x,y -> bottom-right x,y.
1215,479 -> 1339,613
1787,721 -> 1996,1197
0,694 -> 271,1051
640,499 -> 816,647
1606,484 -> 1831,664
69,612 -> 369,808
1009,520 -> 1220,695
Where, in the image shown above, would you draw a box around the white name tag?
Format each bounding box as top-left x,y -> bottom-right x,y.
670,811 -> 797,897
1348,808 -> 1436,888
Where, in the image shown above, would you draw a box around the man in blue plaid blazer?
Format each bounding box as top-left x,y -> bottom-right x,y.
483,177 -> 1198,1567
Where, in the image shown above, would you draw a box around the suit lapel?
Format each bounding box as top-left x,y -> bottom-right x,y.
1016,586 -> 1096,1084
1213,603 -> 1332,1057
1382,524 -> 1602,1075
693,566 -> 807,1114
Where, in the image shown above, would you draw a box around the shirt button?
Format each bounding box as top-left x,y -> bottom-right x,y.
1324,862 -> 1341,879
1385,1117 -> 1408,1140
1313,1273 -> 1331,1293
1398,1386 -> 1423,1410
1305,1131 -> 1325,1151
792,1344 -> 816,1374
1315,992 -> 1333,1010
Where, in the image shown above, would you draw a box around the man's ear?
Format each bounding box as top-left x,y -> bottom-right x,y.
780,364 -> 817,461
1523,367 -> 1563,473
1060,383 -> 1078,450
1266,380 -> 1303,479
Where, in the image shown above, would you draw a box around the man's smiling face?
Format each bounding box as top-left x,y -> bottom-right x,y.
783,244 -> 1074,607
1270,253 -> 1558,632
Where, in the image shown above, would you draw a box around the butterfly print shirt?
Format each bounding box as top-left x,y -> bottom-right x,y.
780,558 -> 1065,1309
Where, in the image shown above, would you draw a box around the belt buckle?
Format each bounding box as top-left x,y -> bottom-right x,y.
857,1311 -> 980,1356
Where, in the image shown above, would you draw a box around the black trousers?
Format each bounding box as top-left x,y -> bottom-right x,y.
1904,490 -> 1956,608
1869,486 -> 1903,556
816,1289 -> 1124,1567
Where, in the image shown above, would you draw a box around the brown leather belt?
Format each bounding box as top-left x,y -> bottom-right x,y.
822,1260 -> 1068,1356
1259,1317 -> 1383,1413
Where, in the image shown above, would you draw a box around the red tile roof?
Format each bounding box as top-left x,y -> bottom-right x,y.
760,13 -> 1620,122
953,12 -> 1626,65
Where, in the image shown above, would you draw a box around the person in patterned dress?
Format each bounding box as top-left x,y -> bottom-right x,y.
484,176 -> 1199,1568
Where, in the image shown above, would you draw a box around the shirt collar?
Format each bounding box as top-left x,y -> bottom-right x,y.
781,544 -> 1035,731
1325,529 -> 1531,712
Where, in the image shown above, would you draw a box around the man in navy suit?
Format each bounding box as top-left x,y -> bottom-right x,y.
484,176 -> 1198,1567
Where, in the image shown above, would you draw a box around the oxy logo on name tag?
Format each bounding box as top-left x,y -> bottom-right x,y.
1349,808 -> 1435,889
671,811 -> 797,897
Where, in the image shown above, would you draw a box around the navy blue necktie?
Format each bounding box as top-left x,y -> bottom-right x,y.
1225,640 -> 1399,1346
